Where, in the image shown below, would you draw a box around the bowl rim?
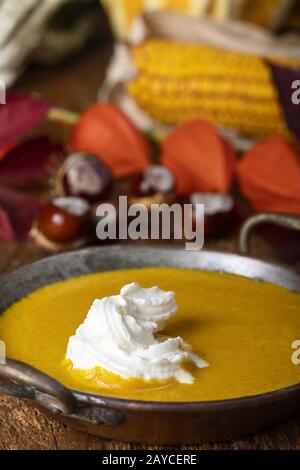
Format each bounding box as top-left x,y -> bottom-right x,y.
72,381 -> 300,411
1,244 -> 300,411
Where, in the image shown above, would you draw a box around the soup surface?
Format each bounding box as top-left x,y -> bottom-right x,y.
1,267 -> 299,402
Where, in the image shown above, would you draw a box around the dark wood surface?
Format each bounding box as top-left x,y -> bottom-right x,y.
0,42 -> 299,450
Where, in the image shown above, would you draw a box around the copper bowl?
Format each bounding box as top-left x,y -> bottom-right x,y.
0,213 -> 300,445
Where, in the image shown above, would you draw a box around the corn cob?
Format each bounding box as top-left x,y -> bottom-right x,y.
102,0 -> 294,41
101,0 -> 209,40
240,0 -> 294,30
128,39 -> 299,140
101,0 -> 145,40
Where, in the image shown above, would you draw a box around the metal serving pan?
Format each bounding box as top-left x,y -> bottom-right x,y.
0,213 -> 299,445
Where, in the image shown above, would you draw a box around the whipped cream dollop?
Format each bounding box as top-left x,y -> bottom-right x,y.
120,282 -> 178,332
66,283 -> 208,384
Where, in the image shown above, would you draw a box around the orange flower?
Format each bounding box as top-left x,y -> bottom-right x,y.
161,120 -> 236,195
237,135 -> 300,215
69,104 -> 151,178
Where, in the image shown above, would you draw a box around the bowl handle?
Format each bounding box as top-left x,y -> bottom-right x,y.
0,359 -> 124,426
239,212 -> 300,257
0,358 -> 77,415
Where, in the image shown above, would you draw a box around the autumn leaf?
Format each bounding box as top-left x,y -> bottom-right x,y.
0,206 -> 15,241
0,93 -> 53,148
269,63 -> 300,140
0,136 -> 63,188
0,187 -> 40,240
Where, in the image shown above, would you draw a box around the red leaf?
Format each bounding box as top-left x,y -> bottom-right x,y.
0,206 -> 15,241
269,63 -> 300,140
0,142 -> 17,161
0,137 -> 63,187
0,93 -> 52,148
0,186 -> 40,240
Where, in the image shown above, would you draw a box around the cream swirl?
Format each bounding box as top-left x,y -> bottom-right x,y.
66,285 -> 208,383
120,282 -> 178,331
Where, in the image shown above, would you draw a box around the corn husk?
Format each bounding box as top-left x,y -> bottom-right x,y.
99,11 -> 300,150
101,0 -> 296,40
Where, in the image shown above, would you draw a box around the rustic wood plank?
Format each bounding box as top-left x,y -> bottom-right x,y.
0,396 -> 299,450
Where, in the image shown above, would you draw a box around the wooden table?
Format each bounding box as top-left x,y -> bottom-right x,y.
0,41 -> 299,450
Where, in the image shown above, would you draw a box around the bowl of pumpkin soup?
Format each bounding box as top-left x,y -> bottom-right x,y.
0,245 -> 299,445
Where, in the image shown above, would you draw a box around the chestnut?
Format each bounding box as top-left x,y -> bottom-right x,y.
129,165 -> 176,207
54,152 -> 113,203
32,196 -> 92,251
188,193 -> 235,238
132,165 -> 175,196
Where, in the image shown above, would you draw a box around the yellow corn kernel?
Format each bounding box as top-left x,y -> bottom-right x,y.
128,39 -> 297,140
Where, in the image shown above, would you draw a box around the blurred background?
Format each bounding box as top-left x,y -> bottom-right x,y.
0,0 -> 300,270
2,1 -> 300,89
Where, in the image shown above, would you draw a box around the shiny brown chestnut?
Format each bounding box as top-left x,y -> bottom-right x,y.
54,152 -> 113,203
129,165 -> 176,207
132,165 -> 175,197
187,193 -> 236,238
32,197 -> 91,251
